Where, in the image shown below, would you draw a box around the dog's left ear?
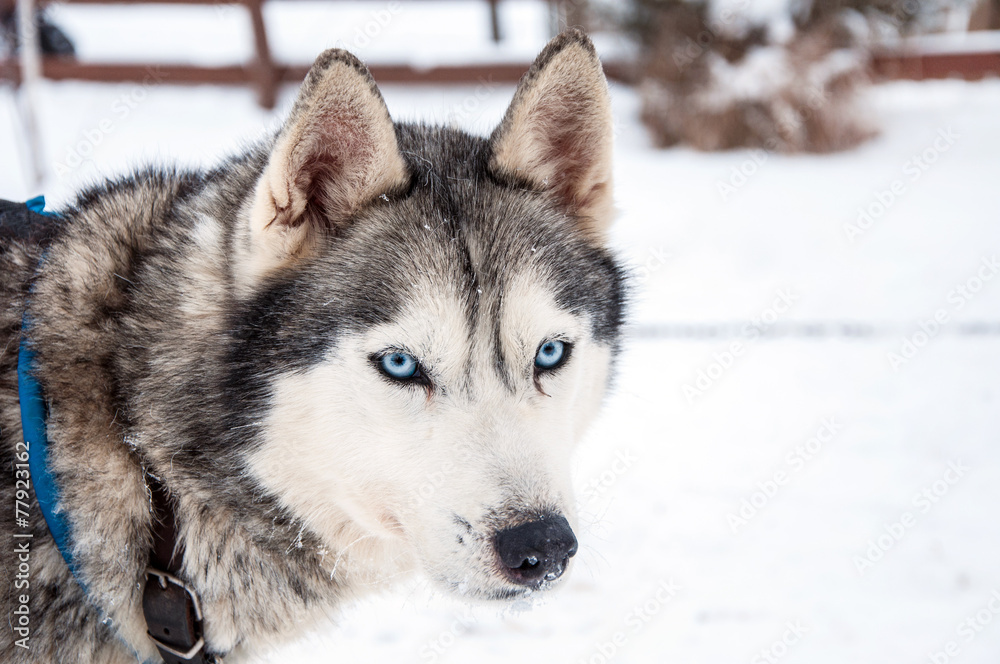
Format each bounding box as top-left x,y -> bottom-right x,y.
247,49 -> 409,279
489,30 -> 614,238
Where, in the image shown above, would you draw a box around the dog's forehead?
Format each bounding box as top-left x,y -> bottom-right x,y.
341,186 -> 602,342
333,124 -> 623,339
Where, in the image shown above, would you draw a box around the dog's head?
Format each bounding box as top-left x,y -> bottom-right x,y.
237,31 -> 625,600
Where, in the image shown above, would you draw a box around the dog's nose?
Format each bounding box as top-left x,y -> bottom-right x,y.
495,515 -> 578,586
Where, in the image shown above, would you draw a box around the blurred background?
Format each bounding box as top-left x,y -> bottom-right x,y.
3,1 -> 999,662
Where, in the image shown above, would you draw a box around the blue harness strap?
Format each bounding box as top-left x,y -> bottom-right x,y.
16,195 -> 81,578
18,338 -> 80,575
25,195 -> 48,215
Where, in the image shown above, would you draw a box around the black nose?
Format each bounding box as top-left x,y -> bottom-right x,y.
495,515 -> 578,586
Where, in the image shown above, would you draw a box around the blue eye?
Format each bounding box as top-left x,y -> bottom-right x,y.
379,352 -> 419,380
535,340 -> 568,370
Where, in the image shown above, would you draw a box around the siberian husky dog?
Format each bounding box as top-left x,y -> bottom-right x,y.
0,29 -> 625,663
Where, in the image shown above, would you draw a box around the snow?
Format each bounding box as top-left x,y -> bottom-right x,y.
888,29 -> 1000,54
708,0 -> 793,28
3,3 -> 1000,663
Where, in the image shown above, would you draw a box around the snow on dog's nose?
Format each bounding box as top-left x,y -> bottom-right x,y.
494,515 -> 578,586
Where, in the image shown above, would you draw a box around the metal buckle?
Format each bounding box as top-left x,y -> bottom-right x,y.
147,634 -> 207,661
145,568 -> 204,622
144,567 -> 206,661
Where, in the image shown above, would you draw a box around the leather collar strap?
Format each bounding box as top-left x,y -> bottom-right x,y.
142,472 -> 218,664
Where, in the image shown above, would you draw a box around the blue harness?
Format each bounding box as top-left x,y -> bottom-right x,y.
16,196 -> 79,577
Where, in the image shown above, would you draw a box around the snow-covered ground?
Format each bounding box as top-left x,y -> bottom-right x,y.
3,3 -> 1000,663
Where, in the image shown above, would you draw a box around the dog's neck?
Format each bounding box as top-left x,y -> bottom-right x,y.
21,169 -> 400,661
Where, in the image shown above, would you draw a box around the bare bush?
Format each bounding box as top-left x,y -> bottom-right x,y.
626,0 -> 954,152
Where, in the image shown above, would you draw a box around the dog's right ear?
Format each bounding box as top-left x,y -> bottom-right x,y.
246,49 -> 409,280
489,30 -> 614,240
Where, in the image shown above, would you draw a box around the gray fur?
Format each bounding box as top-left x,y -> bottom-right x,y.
2,30 -> 625,663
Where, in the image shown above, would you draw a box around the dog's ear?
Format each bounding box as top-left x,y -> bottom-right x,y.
248,49 -> 408,276
489,30 -> 614,238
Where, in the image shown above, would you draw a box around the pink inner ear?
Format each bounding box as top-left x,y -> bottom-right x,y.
532,86 -> 601,211
291,106 -> 377,229
545,129 -> 589,209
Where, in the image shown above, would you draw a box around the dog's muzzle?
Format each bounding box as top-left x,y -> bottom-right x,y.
494,515 -> 578,586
